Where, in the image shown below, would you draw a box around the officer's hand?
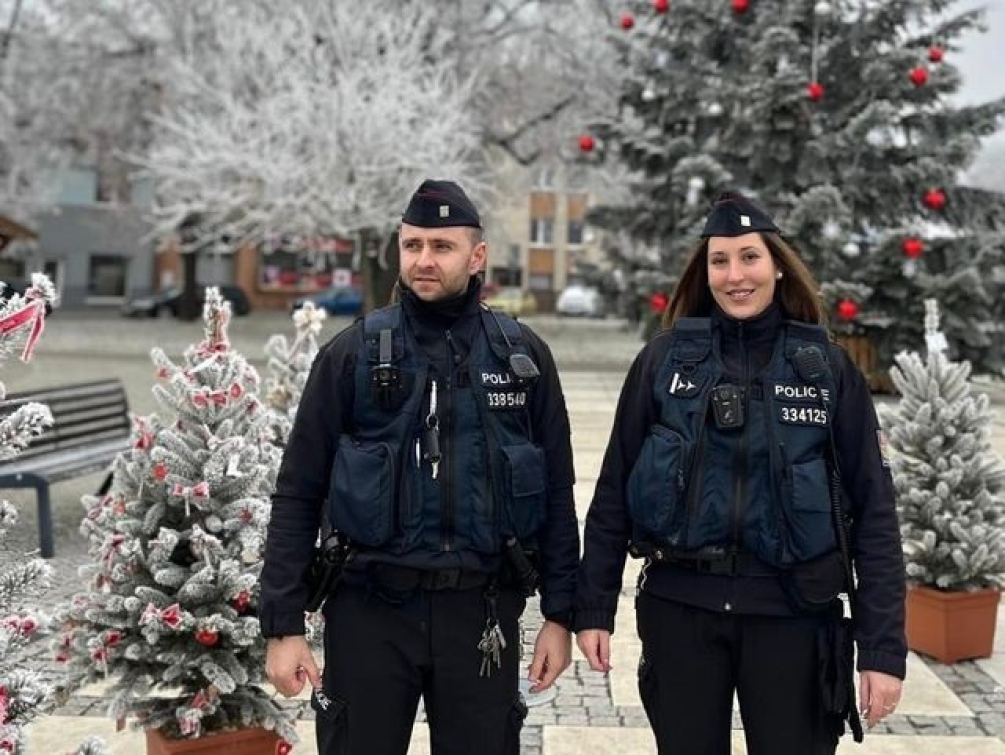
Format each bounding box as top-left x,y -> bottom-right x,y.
527,620 -> 572,693
576,628 -> 612,673
859,670 -> 903,729
265,636 -> 322,698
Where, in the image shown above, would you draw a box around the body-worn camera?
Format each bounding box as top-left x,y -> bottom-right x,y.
371,363 -> 404,410
711,383 -> 745,429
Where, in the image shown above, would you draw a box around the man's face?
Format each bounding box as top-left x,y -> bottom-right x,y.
399,224 -> 486,301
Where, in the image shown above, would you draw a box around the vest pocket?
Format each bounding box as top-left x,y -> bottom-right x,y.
627,424 -> 687,539
787,458 -> 836,561
501,443 -> 547,539
330,435 -> 395,547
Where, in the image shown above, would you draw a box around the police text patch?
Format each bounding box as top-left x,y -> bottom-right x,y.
778,405 -> 828,426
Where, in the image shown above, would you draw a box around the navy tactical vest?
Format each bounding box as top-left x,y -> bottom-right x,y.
327,303 -> 547,556
626,317 -> 839,568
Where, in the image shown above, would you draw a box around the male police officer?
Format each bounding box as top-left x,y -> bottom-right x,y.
261,179 -> 579,754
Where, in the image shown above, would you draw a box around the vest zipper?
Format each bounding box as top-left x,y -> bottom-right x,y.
730,323 -> 749,554
442,331 -> 456,551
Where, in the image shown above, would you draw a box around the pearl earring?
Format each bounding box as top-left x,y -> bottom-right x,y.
776,272 -> 783,280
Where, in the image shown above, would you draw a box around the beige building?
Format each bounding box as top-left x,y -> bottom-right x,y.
484,160 -> 607,312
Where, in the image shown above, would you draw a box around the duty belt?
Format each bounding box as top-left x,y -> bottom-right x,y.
368,564 -> 492,592
648,548 -> 779,577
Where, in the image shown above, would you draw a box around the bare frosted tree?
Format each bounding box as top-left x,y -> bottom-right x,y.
135,0 -> 484,247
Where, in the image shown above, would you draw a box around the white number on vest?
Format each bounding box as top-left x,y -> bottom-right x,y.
779,406 -> 828,426
487,391 -> 527,409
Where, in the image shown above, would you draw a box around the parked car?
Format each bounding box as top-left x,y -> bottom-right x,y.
291,286 -> 363,317
0,279 -> 54,315
120,284 -> 251,318
556,284 -> 604,318
484,287 -> 537,317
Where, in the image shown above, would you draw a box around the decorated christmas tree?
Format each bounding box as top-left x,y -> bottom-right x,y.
0,275 -> 108,754
0,275 -> 56,753
263,301 -> 326,449
57,289 -> 296,743
585,0 -> 1005,368
882,299 -> 1005,591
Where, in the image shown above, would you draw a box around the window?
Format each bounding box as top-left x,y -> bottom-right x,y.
567,219 -> 585,245
535,166 -> 555,188
259,234 -> 355,291
490,266 -> 522,287
528,274 -> 553,291
87,255 -> 128,298
529,218 -> 554,245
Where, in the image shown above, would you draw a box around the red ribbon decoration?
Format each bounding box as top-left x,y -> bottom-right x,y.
0,298 -> 46,361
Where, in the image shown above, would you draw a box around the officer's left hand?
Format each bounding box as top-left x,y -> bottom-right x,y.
527,620 -> 572,693
859,670 -> 903,728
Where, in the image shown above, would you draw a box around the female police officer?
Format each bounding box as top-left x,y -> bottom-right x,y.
260,180 -> 579,754
575,192 -> 906,754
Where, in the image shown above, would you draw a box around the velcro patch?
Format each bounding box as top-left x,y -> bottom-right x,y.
772,382 -> 831,404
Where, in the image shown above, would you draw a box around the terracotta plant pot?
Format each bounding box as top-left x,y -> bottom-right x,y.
905,585 -> 1001,664
145,726 -> 287,755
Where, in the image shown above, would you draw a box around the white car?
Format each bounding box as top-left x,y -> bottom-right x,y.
556,285 -> 604,317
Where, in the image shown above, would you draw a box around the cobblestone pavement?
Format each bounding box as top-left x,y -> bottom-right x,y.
4,313 -> 1005,753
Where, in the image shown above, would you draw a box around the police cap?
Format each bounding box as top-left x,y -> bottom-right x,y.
402,179 -> 481,229
700,191 -> 780,238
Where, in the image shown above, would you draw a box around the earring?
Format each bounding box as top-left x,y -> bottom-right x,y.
776,271 -> 783,280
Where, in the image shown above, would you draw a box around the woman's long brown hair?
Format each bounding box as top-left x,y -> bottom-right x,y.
662,233 -> 827,329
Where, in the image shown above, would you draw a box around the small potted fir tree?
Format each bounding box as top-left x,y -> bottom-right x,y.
882,299 -> 1005,663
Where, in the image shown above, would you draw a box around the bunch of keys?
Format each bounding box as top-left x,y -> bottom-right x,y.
422,380 -> 440,479
478,618 -> 507,677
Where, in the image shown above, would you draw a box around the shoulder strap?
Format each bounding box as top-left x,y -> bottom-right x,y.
479,305 -> 526,364
669,317 -> 712,363
363,304 -> 404,365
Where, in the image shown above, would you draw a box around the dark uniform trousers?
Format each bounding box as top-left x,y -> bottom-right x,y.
316,582 -> 528,755
636,592 -> 842,755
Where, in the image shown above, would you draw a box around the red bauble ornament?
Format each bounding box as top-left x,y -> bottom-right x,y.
731,0 -> 750,13
153,462 -> 168,481
620,13 -> 635,30
807,82 -> 824,102
837,299 -> 859,322
233,590 -> 252,613
195,629 -> 219,647
650,292 -> 669,314
902,238 -> 924,259
578,134 -> 595,153
923,188 -> 947,211
654,0 -> 670,12
928,45 -> 944,63
276,742 -> 293,755
909,66 -> 929,87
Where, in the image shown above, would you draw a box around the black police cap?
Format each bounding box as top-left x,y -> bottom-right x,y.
700,191 -> 780,238
401,179 -> 481,229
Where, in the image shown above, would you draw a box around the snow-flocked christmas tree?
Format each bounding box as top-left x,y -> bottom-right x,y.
882,299 -> 1005,591
0,275 -> 109,754
0,276 -> 56,753
58,289 -> 296,743
263,302 -> 326,449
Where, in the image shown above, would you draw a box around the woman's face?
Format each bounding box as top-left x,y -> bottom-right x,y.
706,232 -> 779,319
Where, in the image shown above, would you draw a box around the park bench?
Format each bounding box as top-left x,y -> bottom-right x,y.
0,379 -> 131,558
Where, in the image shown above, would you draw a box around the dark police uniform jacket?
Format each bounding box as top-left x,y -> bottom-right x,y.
575,304 -> 907,680
260,282 -> 579,636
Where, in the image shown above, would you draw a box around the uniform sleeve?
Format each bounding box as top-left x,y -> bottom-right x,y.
831,346 -> 908,679
522,325 -> 580,627
573,337 -> 664,633
259,326 -> 357,638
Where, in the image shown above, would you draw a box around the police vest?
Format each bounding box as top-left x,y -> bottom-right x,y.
626,317 -> 839,568
327,303 -> 547,556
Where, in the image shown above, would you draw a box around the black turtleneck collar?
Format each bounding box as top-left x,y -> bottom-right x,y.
712,302 -> 783,380
400,276 -> 482,328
